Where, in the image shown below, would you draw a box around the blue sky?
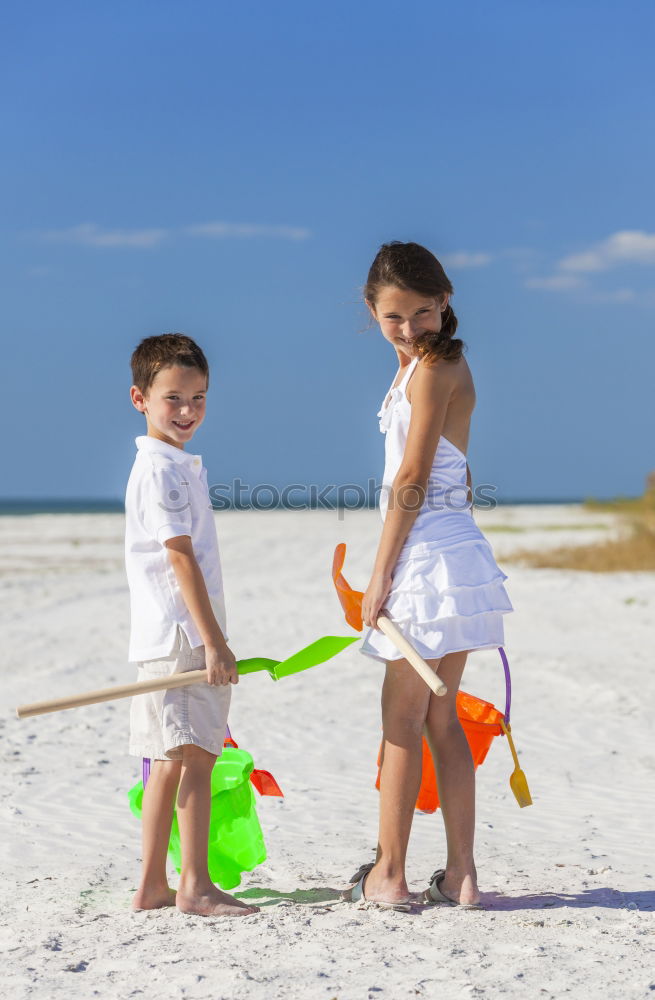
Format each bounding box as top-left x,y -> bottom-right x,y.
2,0 -> 654,502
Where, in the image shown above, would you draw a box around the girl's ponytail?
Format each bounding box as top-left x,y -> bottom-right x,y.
414,303 -> 465,365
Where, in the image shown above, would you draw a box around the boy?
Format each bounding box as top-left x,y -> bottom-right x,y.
126,333 -> 258,917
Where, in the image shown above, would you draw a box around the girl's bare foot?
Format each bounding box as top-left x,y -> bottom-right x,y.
132,886 -> 177,911
176,883 -> 259,917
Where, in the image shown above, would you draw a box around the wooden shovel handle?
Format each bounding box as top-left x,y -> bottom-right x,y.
376,616 -> 447,696
16,618 -> 448,717
16,669 -> 209,719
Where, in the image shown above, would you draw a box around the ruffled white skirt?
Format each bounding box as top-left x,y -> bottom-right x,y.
360,535 -> 513,663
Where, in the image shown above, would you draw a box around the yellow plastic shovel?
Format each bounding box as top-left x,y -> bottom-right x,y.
496,647 -> 533,808
500,719 -> 532,808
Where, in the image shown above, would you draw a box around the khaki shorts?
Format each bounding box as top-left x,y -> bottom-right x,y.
129,627 -> 231,760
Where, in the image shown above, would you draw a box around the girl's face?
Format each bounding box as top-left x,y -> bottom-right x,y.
367,285 -> 449,360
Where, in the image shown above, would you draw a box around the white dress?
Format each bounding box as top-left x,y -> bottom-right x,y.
360,357 -> 513,662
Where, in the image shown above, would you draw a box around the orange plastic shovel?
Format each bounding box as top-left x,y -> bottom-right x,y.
332,543 -> 447,697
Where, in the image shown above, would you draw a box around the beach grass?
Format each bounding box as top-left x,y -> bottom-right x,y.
505,493 -> 655,571
484,522 -> 610,534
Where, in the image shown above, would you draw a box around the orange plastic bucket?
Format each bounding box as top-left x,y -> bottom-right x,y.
375,689 -> 505,813
333,544 -> 516,813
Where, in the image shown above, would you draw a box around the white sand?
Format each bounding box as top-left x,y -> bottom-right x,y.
1,505 -> 653,999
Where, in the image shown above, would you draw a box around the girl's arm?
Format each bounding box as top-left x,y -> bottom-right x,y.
362,361 -> 459,628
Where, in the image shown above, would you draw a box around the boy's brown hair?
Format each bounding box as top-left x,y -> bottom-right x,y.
131,333 -> 209,393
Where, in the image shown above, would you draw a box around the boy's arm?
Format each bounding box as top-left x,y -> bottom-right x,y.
165,535 -> 238,686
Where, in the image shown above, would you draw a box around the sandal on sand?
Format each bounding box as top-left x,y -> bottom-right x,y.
345,862 -> 375,888
423,869 -> 483,909
341,870 -> 414,912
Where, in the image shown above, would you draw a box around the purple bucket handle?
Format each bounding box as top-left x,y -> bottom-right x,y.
498,647 -> 511,725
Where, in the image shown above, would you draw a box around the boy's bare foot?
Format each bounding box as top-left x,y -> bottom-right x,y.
176,884 -> 259,917
132,887 -> 177,911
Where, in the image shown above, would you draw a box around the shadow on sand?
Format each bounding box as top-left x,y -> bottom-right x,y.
235,886 -> 342,908
482,888 -> 655,912
235,886 -> 655,913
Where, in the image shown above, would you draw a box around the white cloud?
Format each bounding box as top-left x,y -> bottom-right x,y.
29,219 -> 311,249
559,230 -> 655,272
525,229 -> 655,300
441,251 -> 492,269
185,221 -> 311,241
34,223 -> 169,248
585,287 -> 637,304
525,275 -> 645,305
524,274 -> 585,290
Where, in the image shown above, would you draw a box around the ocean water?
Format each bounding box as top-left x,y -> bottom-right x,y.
0,495 -> 588,516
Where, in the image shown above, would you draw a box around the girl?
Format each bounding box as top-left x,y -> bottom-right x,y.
345,241 -> 513,909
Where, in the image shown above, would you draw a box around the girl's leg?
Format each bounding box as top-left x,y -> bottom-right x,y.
362,659 -> 433,903
175,744 -> 259,917
132,758 -> 182,910
424,650 -> 479,905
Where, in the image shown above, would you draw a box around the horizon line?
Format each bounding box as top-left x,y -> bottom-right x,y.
0,495 -> 613,516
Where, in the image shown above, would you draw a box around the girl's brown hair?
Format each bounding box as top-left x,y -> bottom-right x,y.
364,241 -> 465,364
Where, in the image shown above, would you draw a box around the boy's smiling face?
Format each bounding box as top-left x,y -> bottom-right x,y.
130,365 -> 208,449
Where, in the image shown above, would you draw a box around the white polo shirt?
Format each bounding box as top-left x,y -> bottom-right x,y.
124,435 -> 227,662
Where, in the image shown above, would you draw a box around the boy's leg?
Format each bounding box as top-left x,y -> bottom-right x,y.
175,744 -> 259,917
132,758 -> 182,910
